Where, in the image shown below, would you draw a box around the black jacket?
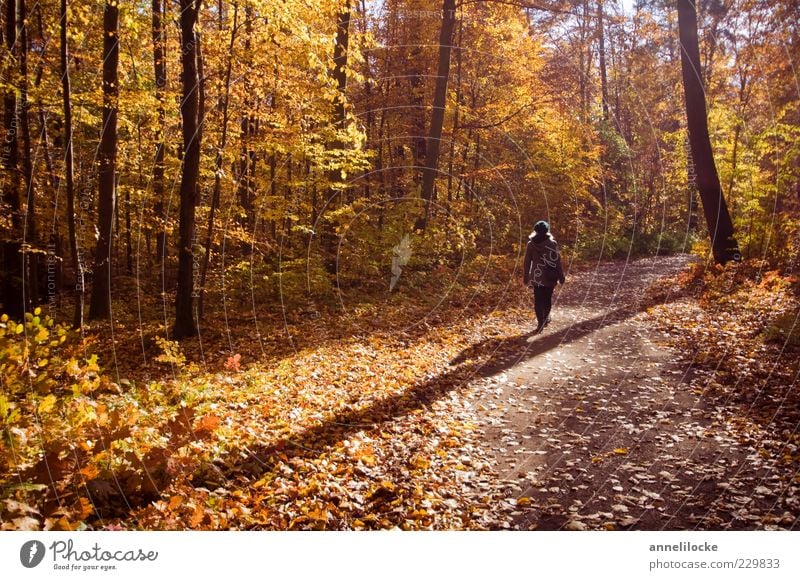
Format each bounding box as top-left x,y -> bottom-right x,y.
523,232 -> 565,287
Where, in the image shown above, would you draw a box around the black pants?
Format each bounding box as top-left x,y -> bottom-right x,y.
532,284 -> 554,327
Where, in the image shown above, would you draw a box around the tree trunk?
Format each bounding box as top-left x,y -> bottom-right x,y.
597,0 -> 609,121
199,2 -> 237,319
88,0 -> 119,320
237,4 -> 256,249
329,1 -> 350,185
418,0 -> 456,230
2,0 -> 24,319
20,0 -> 35,251
61,0 -> 83,328
445,14 -> 463,212
35,6 -> 58,195
20,0 -> 38,311
152,0 -> 167,268
677,0 -> 740,264
321,1 -> 351,273
173,0 -> 202,339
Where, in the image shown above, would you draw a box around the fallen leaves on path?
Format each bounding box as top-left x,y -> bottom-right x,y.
4,256 -> 797,530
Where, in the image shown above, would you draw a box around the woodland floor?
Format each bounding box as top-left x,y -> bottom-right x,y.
130,253 -> 796,530
469,254 -> 799,530
7,253 -> 799,531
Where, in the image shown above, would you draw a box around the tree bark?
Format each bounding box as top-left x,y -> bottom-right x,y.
61,0 -> 83,328
152,0 -> 167,268
329,0 -> 351,181
677,0 -> 740,264
88,0 -> 120,320
19,0 -> 34,251
237,4 -> 256,248
445,15 -> 463,211
34,6 -> 58,196
2,0 -> 24,319
418,0 -> 456,230
199,1 -> 237,319
173,0 -> 202,339
320,1 -> 351,273
597,0 -> 609,121
3,0 -> 20,226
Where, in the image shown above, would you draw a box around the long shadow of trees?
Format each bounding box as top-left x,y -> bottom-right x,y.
221,294 -> 675,481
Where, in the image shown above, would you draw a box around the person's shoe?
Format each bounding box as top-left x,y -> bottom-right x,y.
532,322 -> 545,335
544,316 -> 552,327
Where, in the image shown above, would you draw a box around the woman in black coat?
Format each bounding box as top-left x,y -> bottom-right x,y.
523,220 -> 565,334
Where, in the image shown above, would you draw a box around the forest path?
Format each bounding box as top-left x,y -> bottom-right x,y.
464,254 -> 791,530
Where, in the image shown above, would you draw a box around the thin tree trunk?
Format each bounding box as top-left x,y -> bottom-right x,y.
173,0 -> 202,339
237,4 -> 255,247
446,14 -> 463,211
727,123 -> 741,217
597,0 -> 609,121
3,0 -> 20,226
329,1 -> 350,178
727,68 -> 750,219
34,6 -> 58,195
418,0 -> 456,230
152,0 -> 167,268
61,0 -> 82,327
609,14 -> 620,120
285,154 -> 293,238
199,2 -> 237,319
88,0 -> 119,320
2,0 -> 24,319
357,0 -> 372,200
677,0 -> 739,264
321,1 -> 351,273
578,0 -> 590,125
19,0 -> 37,310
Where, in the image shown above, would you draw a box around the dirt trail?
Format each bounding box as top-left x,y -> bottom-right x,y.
465,255 -> 796,530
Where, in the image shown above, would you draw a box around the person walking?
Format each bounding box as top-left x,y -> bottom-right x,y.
523,220 -> 565,334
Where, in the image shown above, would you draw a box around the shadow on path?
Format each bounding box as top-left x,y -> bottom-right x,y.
225,290 -> 678,479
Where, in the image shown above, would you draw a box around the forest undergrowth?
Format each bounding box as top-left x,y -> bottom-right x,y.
2,253 -> 798,530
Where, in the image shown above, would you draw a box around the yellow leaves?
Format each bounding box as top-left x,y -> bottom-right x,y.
38,394 -> 57,415
353,445 -> 376,466
252,476 -> 272,490
409,455 -> 430,470
0,394 -> 12,420
79,463 -> 99,480
366,480 -> 397,503
306,506 -> 329,523
76,497 -> 94,521
47,516 -> 81,531
85,354 -> 100,374
288,505 -> 330,529
613,448 -> 628,455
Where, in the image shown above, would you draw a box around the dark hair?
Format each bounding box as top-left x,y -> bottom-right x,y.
533,220 -> 549,234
